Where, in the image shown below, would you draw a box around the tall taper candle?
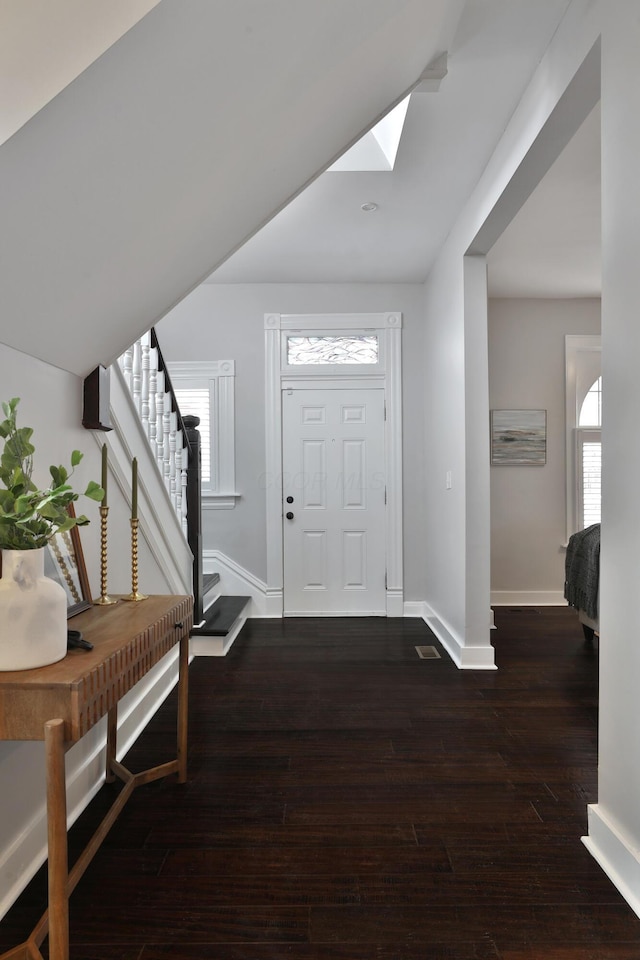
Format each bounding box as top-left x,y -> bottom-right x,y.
131,457 -> 138,520
101,443 -> 108,508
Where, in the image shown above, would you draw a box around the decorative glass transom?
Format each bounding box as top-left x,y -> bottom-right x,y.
286,335 -> 379,365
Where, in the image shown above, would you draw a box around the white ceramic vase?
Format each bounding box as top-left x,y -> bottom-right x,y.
0,548 -> 67,671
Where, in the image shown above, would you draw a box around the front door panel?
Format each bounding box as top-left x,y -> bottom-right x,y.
282,387 -> 386,615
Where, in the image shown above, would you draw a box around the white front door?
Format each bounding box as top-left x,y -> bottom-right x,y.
282,387 -> 386,615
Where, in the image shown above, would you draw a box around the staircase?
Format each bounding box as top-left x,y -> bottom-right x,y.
113,333 -> 252,657
191,575 -> 251,656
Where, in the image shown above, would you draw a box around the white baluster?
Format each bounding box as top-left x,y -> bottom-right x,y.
169,411 -> 178,508
115,338 -> 191,544
175,440 -> 183,518
131,339 -> 142,414
148,347 -> 158,457
140,333 -> 151,438
163,402 -> 172,488
121,347 -> 134,392
181,448 -> 189,537
155,371 -> 165,463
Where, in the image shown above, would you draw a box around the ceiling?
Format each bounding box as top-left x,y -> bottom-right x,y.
209,0 -> 601,299
0,0 -> 161,146
487,102 -> 600,298
0,0 -> 601,380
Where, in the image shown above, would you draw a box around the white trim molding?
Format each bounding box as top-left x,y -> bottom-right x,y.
421,606 -> 496,670
203,549 -> 282,618
491,590 -> 566,606
202,493 -> 241,510
403,600 -> 428,618
584,805 -> 640,920
400,601 -> 496,668
264,312 -> 403,617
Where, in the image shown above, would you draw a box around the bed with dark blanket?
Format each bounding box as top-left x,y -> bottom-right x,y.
564,522 -> 600,640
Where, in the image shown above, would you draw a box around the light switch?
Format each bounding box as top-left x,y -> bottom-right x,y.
446,470 -> 452,490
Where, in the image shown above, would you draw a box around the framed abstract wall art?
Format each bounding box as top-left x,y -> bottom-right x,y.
490,409 -> 546,465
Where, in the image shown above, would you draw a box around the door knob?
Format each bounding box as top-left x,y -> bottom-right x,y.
286,511 -> 294,520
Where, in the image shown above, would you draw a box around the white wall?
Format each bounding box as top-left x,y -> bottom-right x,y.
420,0 -> 601,669
157,282 -> 427,601
583,3 -> 640,917
420,0 -> 640,918
0,348 -> 104,586
489,298 -> 601,602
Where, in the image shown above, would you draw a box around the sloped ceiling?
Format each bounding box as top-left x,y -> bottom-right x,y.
487,103 -> 601,298
208,0 -> 580,287
0,0 -> 463,376
0,0 -> 161,145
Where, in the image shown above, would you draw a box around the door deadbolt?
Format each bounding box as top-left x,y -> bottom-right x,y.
286,496 -> 294,504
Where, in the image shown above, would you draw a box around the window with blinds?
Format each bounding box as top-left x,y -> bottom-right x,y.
174,387 -> 211,484
576,429 -> 601,529
167,360 -> 236,506
582,440 -> 601,526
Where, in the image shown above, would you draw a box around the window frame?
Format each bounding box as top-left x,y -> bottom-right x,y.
167,360 -> 237,509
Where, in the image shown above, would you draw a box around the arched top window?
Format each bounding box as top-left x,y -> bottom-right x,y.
579,376 -> 602,427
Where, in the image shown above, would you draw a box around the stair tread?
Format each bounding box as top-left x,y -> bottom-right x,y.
192,596 -> 250,637
202,572 -> 221,591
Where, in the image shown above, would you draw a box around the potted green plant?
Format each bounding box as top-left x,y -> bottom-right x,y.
0,398 -> 104,670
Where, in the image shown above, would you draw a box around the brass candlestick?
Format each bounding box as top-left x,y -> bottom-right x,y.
123,517 -> 148,602
95,505 -> 118,605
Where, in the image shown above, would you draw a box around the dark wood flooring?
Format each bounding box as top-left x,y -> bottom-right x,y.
2,607 -> 640,959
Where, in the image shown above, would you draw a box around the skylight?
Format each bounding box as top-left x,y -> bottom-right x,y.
328,95 -> 411,172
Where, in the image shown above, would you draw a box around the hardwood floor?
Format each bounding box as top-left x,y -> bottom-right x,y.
2,607 -> 640,958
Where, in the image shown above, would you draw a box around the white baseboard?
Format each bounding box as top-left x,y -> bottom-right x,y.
583,804 -> 640,919
491,590 -> 565,606
425,613 -> 496,670
265,588 -> 284,617
203,550 -> 282,616
386,590 -> 404,617
0,647 -> 182,921
403,601 -> 427,618
402,601 -> 496,669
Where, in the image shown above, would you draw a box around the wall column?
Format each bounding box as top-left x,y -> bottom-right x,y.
583,5 -> 640,916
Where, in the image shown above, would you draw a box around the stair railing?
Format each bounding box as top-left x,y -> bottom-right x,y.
117,329 -> 204,620
118,330 -> 191,536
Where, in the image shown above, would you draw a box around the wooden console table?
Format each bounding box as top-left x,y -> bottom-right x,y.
0,594 -> 193,960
